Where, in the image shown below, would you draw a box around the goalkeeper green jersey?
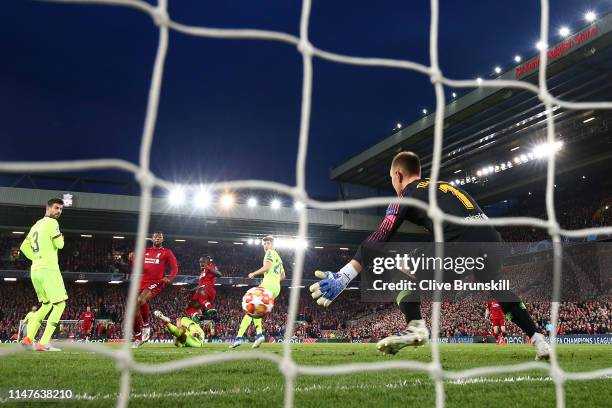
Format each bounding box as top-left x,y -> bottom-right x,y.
261,249 -> 283,295
180,317 -> 205,338
20,216 -> 64,271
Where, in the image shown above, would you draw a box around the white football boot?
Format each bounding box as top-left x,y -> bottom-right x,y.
154,310 -> 171,324
252,334 -> 265,349
531,333 -> 551,361
34,343 -> 61,352
228,338 -> 243,349
377,320 -> 429,355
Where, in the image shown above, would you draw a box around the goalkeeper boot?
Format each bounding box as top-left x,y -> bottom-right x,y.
531,333 -> 551,361
34,343 -> 61,352
377,319 -> 429,355
154,310 -> 171,324
229,337 -> 243,349
252,334 -> 265,349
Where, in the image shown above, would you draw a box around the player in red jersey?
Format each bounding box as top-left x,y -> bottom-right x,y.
485,300 -> 507,345
79,306 -> 95,340
186,255 -> 221,320
129,231 -> 179,348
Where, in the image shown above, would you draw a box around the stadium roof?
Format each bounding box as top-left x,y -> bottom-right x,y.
331,13 -> 612,203
0,187 -> 427,245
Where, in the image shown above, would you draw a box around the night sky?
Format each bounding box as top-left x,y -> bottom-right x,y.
1,0 -> 599,197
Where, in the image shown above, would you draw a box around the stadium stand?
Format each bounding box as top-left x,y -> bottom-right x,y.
0,178 -> 610,342
1,282 -> 609,342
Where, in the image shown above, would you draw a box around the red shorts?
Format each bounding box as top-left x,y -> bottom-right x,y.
82,324 -> 92,332
140,281 -> 166,298
193,285 -> 216,305
491,316 -> 505,327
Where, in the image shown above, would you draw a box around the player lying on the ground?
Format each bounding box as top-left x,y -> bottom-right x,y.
154,310 -> 206,348
129,231 -> 179,348
19,198 -> 68,352
185,255 -> 221,320
309,151 -> 550,361
230,235 -> 285,349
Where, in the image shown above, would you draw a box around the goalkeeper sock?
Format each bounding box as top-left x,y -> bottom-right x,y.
140,303 -> 150,325
399,301 -> 422,324
397,290 -> 422,324
499,302 -> 537,337
166,323 -> 181,338
253,318 -> 263,335
27,302 -> 52,341
237,315 -> 252,338
39,301 -> 65,345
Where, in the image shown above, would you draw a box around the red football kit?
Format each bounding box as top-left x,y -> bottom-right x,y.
131,245 -> 179,341
187,262 -> 219,316
139,246 -> 179,296
487,300 -> 505,327
80,310 -> 95,333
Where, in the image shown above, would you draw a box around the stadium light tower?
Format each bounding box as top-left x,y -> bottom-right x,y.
422,109 -> 428,115
396,123 -> 402,129
536,41 -> 547,50
247,197 -> 258,207
476,77 -> 483,85
559,26 -> 570,37
294,201 -> 305,211
514,55 -> 522,63
494,66 -> 502,74
585,11 -> 596,22
168,187 -> 185,206
271,199 -> 281,209
451,92 -> 457,98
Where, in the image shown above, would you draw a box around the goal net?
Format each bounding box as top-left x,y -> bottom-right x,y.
2,1 -> 612,407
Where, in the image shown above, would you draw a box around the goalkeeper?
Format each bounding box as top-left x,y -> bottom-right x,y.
154,310 -> 205,348
309,151 -> 550,361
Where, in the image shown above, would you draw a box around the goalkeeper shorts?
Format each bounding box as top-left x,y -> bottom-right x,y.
31,268 -> 68,304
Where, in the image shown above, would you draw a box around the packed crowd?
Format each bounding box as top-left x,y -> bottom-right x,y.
347,299 -> 611,339
0,278 -> 609,341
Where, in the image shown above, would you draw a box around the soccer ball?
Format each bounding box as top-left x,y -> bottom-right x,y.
242,287 -> 274,318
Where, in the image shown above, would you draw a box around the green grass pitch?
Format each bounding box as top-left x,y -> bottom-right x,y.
1,343 -> 610,407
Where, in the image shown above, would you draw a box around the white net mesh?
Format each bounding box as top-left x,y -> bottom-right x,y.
2,0 -> 612,407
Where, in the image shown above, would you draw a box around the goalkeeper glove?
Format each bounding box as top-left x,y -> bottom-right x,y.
309,263 -> 359,307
